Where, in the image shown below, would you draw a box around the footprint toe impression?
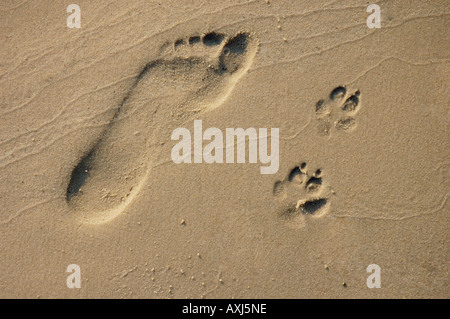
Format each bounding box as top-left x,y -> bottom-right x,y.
202,32 -> 224,46
219,33 -> 251,74
66,32 -> 258,224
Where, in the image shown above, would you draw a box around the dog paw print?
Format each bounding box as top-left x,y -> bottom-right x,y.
315,86 -> 361,136
273,162 -> 330,229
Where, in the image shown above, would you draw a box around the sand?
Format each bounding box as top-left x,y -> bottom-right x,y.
0,0 -> 448,298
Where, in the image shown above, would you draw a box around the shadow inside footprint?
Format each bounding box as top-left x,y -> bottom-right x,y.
219,33 -> 250,74
300,198 -> 328,214
66,148 -> 95,202
188,36 -> 201,45
330,86 -> 346,100
342,92 -> 360,112
224,33 -> 248,54
202,32 -> 224,46
288,166 -> 302,182
306,176 -> 322,187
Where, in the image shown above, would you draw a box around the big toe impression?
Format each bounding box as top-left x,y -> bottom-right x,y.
219,33 -> 256,75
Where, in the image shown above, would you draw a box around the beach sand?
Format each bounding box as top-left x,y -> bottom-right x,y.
0,0 -> 448,298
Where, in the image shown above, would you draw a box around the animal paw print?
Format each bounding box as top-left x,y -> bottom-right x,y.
273,162 -> 330,229
315,86 -> 361,136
